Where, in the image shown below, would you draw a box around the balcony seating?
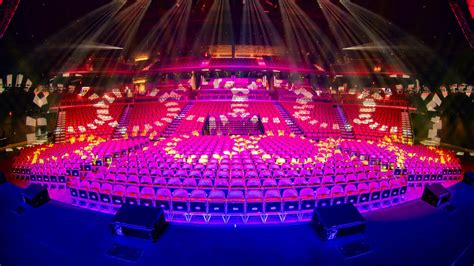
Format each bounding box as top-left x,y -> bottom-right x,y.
62,104 -> 125,139
127,102 -> 185,138
280,102 -> 341,138
342,104 -> 404,140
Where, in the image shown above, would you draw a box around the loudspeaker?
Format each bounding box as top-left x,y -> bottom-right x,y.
422,183 -> 451,207
21,184 -> 50,207
0,171 -> 6,184
463,171 -> 474,185
110,204 -> 166,241
312,204 -> 366,240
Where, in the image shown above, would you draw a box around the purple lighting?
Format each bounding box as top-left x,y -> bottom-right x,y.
12,130 -> 462,224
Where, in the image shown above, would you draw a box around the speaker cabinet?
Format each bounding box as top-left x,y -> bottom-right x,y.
21,184 -> 50,207
0,171 -> 6,184
312,204 -> 366,240
422,183 -> 451,207
463,171 -> 474,185
110,204 -> 166,241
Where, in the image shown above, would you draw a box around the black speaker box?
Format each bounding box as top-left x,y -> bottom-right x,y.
0,171 -> 6,184
110,204 -> 166,241
21,184 -> 50,207
312,204 -> 366,240
422,183 -> 451,207
463,171 -> 474,185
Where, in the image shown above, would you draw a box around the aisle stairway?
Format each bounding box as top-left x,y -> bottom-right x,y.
112,104 -> 133,139
54,111 -> 66,143
274,102 -> 304,135
401,111 -> 414,144
162,102 -> 194,138
334,104 -> 355,139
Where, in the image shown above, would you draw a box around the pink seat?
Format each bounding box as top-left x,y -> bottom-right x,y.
172,189 -> 189,212
321,176 -> 334,185
246,179 -> 261,189
230,179 -> 245,189
262,179 -> 278,188
278,178 -> 292,189
182,178 -> 197,189
308,177 -> 321,186
215,179 -> 229,189
140,176 -> 152,185
190,190 -> 207,213
115,174 -> 127,183
167,178 -> 182,188
198,179 -> 213,189
128,175 -> 139,184
264,190 -> 282,213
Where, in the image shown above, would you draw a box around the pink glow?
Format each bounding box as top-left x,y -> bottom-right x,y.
469,0 -> 474,18
11,133 -> 462,224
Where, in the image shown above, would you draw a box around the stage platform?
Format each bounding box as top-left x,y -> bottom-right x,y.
0,182 -> 473,266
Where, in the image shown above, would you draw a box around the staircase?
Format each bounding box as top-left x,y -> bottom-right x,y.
162,102 -> 194,138
54,111 -> 66,143
274,102 -> 304,135
334,104 -> 355,139
401,111 -> 414,144
112,104 -> 133,139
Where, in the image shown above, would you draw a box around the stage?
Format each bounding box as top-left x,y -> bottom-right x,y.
0,181 -> 473,266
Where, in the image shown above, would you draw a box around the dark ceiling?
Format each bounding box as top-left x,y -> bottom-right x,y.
0,0 -> 472,83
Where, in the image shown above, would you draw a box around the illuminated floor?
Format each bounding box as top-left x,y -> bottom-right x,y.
0,181 -> 473,266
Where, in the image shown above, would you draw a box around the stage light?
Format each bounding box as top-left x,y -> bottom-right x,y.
373,66 -> 382,73
134,54 -> 150,62
133,78 -> 147,84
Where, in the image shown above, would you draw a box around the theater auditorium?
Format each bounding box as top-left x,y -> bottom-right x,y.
0,0 -> 473,265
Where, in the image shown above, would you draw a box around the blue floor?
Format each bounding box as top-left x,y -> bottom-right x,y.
1,182 -> 473,266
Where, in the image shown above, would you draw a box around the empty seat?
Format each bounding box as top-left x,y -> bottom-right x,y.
156,188 -> 172,211
264,190 -> 282,213
331,185 -> 345,205
198,179 -> 213,190
112,185 -> 126,205
88,182 -> 101,201
172,189 -> 189,213
263,179 -> 278,189
227,190 -> 245,214
246,190 -> 264,213
215,179 -> 229,190
315,187 -> 331,207
230,179 -> 245,190
99,183 -> 113,204
183,178 -> 197,189
190,190 -> 207,213
208,190 -> 226,213
125,186 -> 140,205
140,187 -> 155,207
78,180 -> 90,199
282,189 -> 299,212
345,184 -> 358,204
300,188 -> 315,211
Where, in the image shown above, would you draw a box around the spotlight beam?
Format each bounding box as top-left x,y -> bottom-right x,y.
26,0 -> 127,73
240,0 -> 283,47
339,0 -> 435,74
137,0 -> 192,60
279,0 -> 336,67
193,0 -> 234,56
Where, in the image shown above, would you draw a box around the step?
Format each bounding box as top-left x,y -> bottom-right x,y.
333,105 -> 355,139
273,102 -> 304,135
161,102 -> 194,137
112,105 -> 133,139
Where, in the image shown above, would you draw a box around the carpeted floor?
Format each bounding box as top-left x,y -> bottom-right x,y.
0,181 -> 473,266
